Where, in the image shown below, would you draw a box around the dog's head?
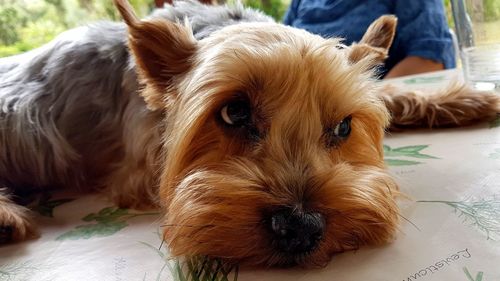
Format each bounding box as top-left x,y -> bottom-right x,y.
115,0 -> 399,267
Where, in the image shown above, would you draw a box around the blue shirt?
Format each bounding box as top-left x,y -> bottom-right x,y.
283,0 -> 456,76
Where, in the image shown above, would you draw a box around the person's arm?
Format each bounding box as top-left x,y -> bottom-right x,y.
386,0 -> 455,77
282,0 -> 300,25
385,56 -> 444,79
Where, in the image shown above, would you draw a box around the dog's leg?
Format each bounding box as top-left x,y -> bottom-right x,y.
106,165 -> 159,210
380,83 -> 500,129
0,189 -> 38,244
104,95 -> 162,210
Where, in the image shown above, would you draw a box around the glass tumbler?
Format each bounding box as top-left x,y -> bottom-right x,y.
451,0 -> 500,91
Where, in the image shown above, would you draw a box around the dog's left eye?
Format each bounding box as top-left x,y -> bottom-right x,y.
325,116 -> 352,147
333,117 -> 351,138
220,100 -> 251,127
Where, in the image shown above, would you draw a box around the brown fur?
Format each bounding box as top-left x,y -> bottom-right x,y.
114,3 -> 497,266
114,0 -> 402,266
381,83 -> 500,129
348,15 -> 397,65
1,0 -> 498,268
0,191 -> 38,243
116,0 -> 197,110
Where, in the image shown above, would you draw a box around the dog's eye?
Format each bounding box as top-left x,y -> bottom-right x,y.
220,100 -> 251,127
325,116 -> 352,147
333,117 -> 351,138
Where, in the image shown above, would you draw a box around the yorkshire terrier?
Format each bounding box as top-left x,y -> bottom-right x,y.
0,0 -> 498,267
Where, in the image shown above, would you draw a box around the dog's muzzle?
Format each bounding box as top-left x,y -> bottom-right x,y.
269,208 -> 325,255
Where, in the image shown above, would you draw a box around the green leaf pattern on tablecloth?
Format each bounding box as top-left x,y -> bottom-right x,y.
56,207 -> 157,241
384,144 -> 439,166
419,198 -> 500,241
489,148 -> 500,159
463,267 -> 484,281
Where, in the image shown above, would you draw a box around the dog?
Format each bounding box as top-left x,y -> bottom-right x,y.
0,0 -> 498,267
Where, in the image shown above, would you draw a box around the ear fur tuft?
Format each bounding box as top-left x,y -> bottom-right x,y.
114,0 -> 198,110
348,15 -> 397,65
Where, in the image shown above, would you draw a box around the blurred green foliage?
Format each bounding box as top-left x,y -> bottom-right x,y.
0,0 -> 292,58
1,0 -> 498,58
444,0 -> 500,24
239,0 -> 289,21
484,0 -> 500,20
1,0 -> 291,57
0,0 -> 153,57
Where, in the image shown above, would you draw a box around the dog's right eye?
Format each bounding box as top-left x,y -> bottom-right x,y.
324,116 -> 352,148
220,100 -> 251,127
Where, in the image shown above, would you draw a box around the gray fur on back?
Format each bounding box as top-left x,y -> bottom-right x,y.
151,1 -> 273,39
0,1 -> 273,190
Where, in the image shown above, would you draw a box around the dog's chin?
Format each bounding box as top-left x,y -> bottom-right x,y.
262,250 -> 331,268
195,246 -> 333,268
264,229 -> 332,267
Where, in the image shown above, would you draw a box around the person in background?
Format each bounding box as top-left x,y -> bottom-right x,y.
283,0 -> 456,78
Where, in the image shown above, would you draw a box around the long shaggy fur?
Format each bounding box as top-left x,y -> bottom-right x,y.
380,83 -> 500,129
0,0 -> 498,267
0,191 -> 38,243
0,0 -> 272,240
0,22 -> 161,208
0,1 -> 271,189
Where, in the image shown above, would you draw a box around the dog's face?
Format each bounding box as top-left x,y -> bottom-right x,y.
115,0 -> 400,267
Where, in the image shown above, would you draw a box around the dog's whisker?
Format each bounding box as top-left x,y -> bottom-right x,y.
398,213 -> 421,231
160,223 -> 217,228
158,238 -> 165,251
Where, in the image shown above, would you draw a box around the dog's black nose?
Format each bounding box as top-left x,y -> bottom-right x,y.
269,208 -> 325,254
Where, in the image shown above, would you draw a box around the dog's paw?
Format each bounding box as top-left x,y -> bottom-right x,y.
107,182 -> 159,211
0,203 -> 38,244
112,195 -> 158,211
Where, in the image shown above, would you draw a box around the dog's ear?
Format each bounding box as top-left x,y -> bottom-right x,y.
114,0 -> 197,110
348,15 -> 397,65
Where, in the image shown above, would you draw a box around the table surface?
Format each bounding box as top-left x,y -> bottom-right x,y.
1,69 -> 499,281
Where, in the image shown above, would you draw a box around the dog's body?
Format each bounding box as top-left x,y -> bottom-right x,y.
0,1 -> 271,194
0,2 -> 271,242
1,0 -> 499,267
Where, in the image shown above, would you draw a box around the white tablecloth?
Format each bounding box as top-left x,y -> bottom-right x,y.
1,69 -> 499,281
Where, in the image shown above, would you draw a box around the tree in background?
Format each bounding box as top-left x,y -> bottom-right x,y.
444,0 -> 500,23
0,0 -> 152,57
482,0 -> 500,21
240,0 -> 288,21
0,6 -> 23,46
